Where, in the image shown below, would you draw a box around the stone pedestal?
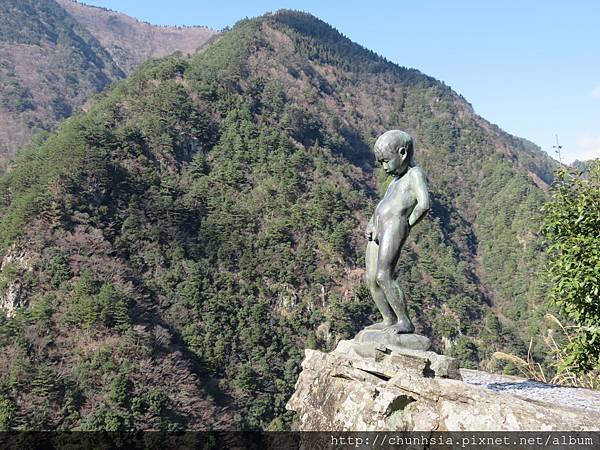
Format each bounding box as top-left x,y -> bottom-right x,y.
355,329 -> 431,351
335,339 -> 461,380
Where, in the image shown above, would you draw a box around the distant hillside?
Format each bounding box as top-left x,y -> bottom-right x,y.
0,0 -> 217,170
56,0 -> 217,73
0,11 -> 558,430
572,158 -> 599,176
0,0 -> 124,169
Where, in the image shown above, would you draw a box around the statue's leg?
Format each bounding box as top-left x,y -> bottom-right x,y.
375,221 -> 414,334
365,240 -> 396,329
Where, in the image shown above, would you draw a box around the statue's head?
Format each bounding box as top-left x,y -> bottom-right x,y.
373,130 -> 414,176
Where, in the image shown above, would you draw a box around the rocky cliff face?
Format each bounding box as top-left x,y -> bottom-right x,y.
287,342 -> 600,431
0,245 -> 35,318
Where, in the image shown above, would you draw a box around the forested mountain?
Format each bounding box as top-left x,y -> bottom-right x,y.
0,11 -> 558,430
0,0 -> 217,170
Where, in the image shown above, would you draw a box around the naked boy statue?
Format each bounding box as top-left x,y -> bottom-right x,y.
364,130 -> 430,334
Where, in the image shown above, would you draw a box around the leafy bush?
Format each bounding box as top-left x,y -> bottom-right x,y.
541,163 -> 600,374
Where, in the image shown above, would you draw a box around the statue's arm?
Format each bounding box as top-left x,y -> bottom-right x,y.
408,167 -> 430,227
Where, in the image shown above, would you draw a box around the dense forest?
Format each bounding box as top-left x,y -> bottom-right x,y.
0,10 -> 574,430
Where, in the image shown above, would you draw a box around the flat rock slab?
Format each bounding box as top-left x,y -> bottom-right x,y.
461,369 -> 600,414
355,329 -> 431,351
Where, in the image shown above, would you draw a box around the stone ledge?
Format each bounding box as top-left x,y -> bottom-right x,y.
286,346 -> 600,431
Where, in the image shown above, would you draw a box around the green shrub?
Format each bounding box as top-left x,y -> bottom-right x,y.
541,163 -> 600,374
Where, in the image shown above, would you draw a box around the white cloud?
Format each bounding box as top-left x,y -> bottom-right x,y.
571,131 -> 600,162
591,86 -> 600,99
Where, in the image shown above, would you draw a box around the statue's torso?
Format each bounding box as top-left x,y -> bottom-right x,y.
374,169 -> 417,231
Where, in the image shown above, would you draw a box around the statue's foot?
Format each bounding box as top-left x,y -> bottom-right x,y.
383,318 -> 414,335
364,318 -> 396,330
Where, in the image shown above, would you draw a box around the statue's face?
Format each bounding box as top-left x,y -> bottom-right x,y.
373,130 -> 414,176
376,145 -> 410,176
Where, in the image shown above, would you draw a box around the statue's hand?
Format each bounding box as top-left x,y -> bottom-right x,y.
365,223 -> 374,241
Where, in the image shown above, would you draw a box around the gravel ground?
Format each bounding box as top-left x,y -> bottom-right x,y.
460,368 -> 600,413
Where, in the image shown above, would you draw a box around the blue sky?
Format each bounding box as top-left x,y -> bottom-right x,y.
80,0 -> 600,163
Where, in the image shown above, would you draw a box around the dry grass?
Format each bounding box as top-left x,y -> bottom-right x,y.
492,338 -> 547,383
492,314 -> 600,390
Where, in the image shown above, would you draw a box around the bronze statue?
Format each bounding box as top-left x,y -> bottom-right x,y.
364,130 -> 430,334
